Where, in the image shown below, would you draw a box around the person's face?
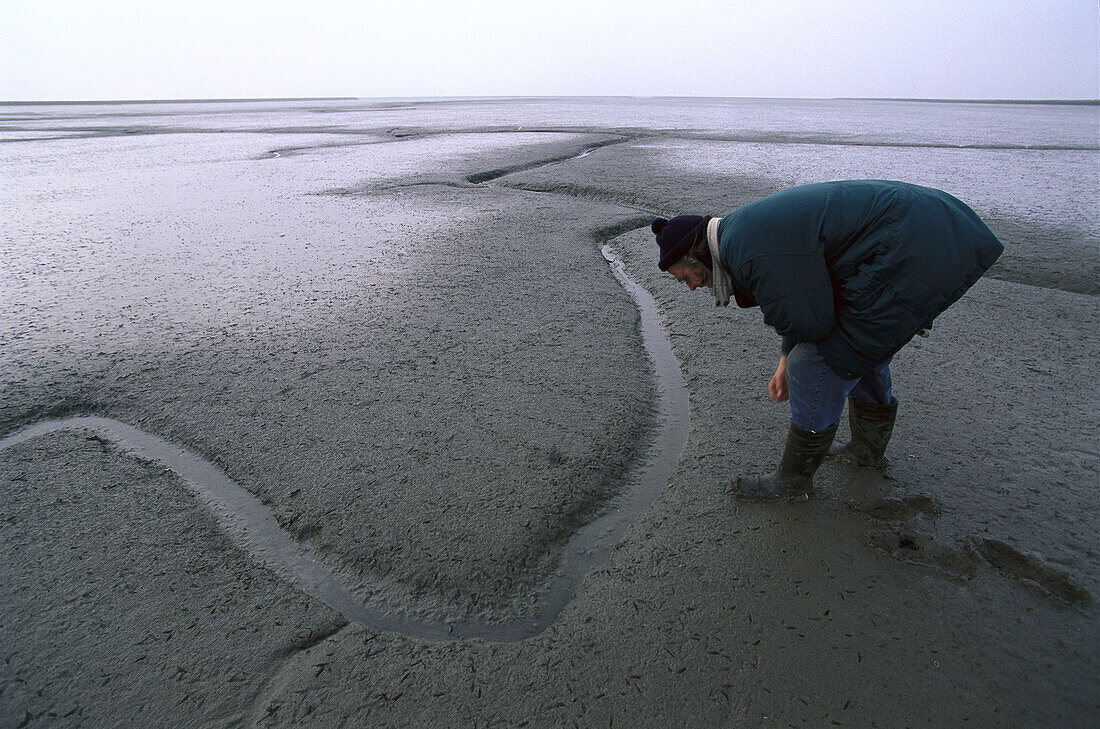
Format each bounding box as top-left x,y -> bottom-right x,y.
668,257 -> 712,291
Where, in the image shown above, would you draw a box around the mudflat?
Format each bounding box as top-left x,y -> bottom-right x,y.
1,98 -> 1097,728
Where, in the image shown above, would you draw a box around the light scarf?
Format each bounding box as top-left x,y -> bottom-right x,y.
706,215 -> 732,307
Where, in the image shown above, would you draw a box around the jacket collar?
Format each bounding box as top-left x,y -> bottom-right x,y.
706,216 -> 732,307
707,216 -> 756,308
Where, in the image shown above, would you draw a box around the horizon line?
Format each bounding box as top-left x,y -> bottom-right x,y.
1,95 -> 1098,107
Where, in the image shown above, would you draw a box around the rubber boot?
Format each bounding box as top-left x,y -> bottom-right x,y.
734,422 -> 838,502
829,398 -> 898,470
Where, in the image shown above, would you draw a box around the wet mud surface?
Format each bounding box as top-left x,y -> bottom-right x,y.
2,98 -> 1098,728
0,431 -> 345,727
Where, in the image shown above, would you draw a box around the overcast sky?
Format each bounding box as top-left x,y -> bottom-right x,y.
2,0 -> 1097,101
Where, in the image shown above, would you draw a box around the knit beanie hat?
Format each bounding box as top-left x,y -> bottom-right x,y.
652,215 -> 707,270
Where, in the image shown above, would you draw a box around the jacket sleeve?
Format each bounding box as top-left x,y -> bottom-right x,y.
741,254 -> 836,343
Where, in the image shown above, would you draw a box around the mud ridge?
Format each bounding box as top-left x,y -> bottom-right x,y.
466,136 -> 630,183
282,622 -> 351,658
864,527 -> 1095,607
974,538 -> 1094,607
254,127 -> 601,160
256,138 -> 387,159
311,134 -> 633,196
983,265 -> 1100,297
863,527 -> 978,579
499,180 -> 662,215
246,623 -> 352,726
589,216 -> 657,242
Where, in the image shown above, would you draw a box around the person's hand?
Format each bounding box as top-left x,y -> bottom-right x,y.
768,356 -> 789,402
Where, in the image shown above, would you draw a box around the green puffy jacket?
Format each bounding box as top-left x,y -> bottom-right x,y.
717,180 -> 1003,379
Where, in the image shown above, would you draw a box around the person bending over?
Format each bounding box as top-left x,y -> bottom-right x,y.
652,180 -> 1002,501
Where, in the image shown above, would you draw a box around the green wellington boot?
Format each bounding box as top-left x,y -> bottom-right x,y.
734,422 -> 838,502
829,398 -> 898,470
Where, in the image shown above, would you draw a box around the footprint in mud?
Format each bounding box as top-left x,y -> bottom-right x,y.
848,494 -> 939,522
863,527 -> 977,579
973,538 -> 1093,607
864,528 -> 1095,607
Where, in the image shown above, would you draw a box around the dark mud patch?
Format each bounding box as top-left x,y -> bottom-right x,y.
974,538 -> 1094,607
0,124 -> 181,139
255,138 -> 386,159
466,136 -> 629,183
978,218 -> 1098,295
312,133 -> 626,196
865,529 -> 1095,607
848,495 -> 940,522
985,256 -> 1099,296
590,216 -> 656,242
500,180 -> 663,214
864,528 -> 978,579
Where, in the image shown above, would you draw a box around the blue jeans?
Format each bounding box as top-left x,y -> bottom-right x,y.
786,343 -> 892,432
